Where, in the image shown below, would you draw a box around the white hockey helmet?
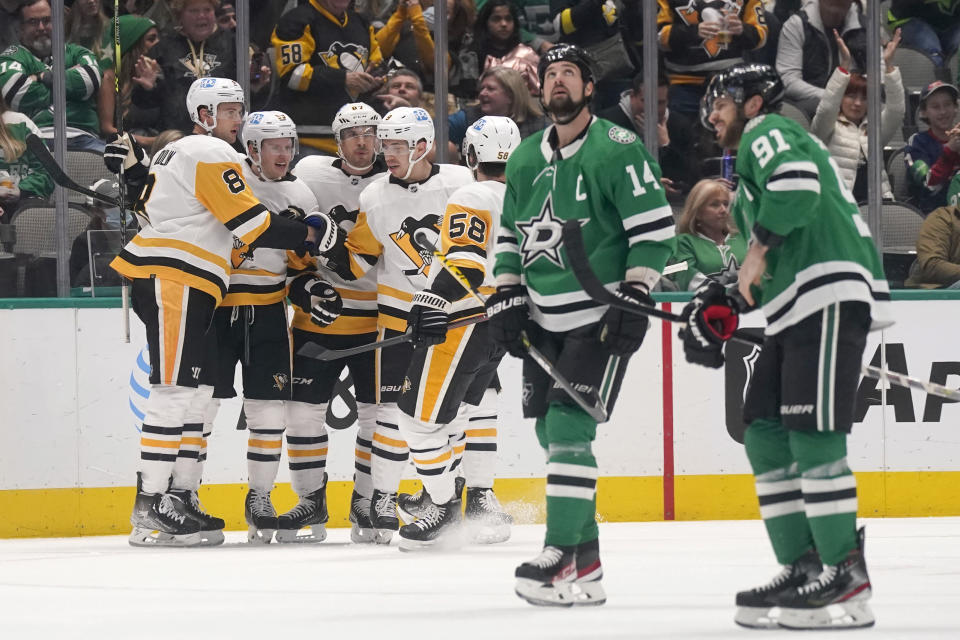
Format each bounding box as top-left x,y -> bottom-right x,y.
186,77 -> 245,133
332,102 -> 382,141
241,111 -> 299,175
378,106 -> 434,152
462,116 -> 521,170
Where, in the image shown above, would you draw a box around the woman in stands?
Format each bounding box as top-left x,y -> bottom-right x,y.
0,96 -> 53,222
810,28 -> 904,203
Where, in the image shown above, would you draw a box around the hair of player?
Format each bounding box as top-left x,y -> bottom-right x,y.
477,161 -> 506,178
0,95 -> 26,162
480,67 -> 542,124
676,178 -> 739,237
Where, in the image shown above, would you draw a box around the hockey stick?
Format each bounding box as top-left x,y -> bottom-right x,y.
561,220 -> 960,402
296,315 -> 486,361
421,233 -> 608,422
113,0 -> 131,343
25,134 -> 122,207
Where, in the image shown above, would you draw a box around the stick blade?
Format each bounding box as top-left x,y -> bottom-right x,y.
296,341 -> 336,361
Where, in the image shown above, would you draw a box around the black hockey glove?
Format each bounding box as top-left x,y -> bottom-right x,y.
299,278 -> 342,327
103,132 -> 149,181
408,289 -> 451,346
484,284 -> 530,358
677,280 -> 740,369
328,204 -> 358,226
599,282 -> 652,356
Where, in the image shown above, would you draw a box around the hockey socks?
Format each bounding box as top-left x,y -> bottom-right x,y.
462,389 -> 499,489
285,402 -> 329,496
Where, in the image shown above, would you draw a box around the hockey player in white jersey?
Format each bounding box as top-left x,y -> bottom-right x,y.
324,106 -> 474,543
289,102 -> 387,543
395,117 -> 521,549
111,78 -> 339,547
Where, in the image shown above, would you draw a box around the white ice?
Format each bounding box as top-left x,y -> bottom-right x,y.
1,518 -> 958,639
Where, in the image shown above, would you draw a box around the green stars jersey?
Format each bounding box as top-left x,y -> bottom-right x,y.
0,43 -> 102,135
494,117 -> 675,332
732,113 -> 892,335
0,110 -> 53,200
668,231 -> 748,291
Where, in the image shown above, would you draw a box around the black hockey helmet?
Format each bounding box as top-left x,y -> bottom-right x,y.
701,63 -> 785,130
537,43 -> 596,88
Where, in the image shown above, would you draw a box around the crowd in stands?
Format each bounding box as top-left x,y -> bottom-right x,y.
5,0 -> 960,294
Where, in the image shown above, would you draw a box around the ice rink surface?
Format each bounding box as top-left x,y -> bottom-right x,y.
1,517 -> 957,639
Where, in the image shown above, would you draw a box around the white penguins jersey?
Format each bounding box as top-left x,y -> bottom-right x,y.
342,163 -> 475,332
220,160 -> 320,307
291,156 -> 385,335
430,179 -> 505,311
111,134 -> 280,305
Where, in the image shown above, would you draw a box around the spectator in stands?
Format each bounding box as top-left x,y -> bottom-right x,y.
378,67 -> 427,110
597,71 -> 690,198
447,66 -> 547,147
149,128 -> 186,156
375,0 -> 436,82
273,0 -> 384,156
214,1 -> 236,32
0,95 -> 53,222
1,0 -> 24,54
0,0 -> 105,152
65,0 -> 107,59
470,0 -> 540,96
811,28 -> 905,203
427,0 -> 479,97
904,203 -> 960,288
667,178 -> 746,291
98,15 -> 162,150
658,1 -> 769,121
138,1 -> 177,33
887,0 -> 960,70
151,0 -> 245,132
777,0 -> 865,118
905,81 -> 960,215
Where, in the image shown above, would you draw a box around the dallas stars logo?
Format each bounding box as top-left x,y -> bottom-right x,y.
516,194 -> 566,268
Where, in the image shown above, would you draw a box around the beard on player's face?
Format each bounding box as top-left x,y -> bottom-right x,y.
548,92 -> 586,124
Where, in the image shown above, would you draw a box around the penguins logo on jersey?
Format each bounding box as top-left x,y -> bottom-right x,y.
319,41 -> 368,72
178,52 -> 222,78
391,214 -> 441,276
674,0 -> 746,58
516,194 -> 566,268
231,236 -> 254,269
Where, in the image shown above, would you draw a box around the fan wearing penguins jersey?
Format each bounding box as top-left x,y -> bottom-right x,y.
394,117 -> 521,551
289,102 -> 387,544
324,106 -> 474,544
111,78 -> 340,548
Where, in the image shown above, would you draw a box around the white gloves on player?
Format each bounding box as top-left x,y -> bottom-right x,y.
103,132 -> 149,179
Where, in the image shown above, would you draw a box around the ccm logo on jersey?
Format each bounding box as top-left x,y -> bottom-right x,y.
780,404 -> 814,415
292,377 -> 314,385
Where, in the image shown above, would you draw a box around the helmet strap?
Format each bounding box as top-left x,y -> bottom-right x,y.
401,142 -> 428,181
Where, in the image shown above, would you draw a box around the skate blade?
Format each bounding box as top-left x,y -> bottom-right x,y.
372,529 -> 394,545
350,525 -> 377,544
397,532 -> 464,552
734,606 -> 780,629
247,526 -> 276,544
778,601 -> 876,630
128,528 -> 203,548
571,580 -> 606,606
514,578 -> 575,608
467,523 -> 511,544
396,505 -> 424,526
194,530 -> 225,546
275,524 -> 327,544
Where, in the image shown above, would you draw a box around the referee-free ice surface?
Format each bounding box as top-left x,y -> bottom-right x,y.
1,518 -> 957,639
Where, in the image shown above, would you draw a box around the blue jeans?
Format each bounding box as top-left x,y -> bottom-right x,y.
65,134 -> 106,154
899,19 -> 960,67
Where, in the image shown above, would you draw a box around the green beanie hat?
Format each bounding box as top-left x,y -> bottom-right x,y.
104,15 -> 157,56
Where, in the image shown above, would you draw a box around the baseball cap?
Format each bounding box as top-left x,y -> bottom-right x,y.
920,81 -> 960,107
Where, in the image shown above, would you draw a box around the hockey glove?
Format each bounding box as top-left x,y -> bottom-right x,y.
484,284 -> 530,358
599,282 -> 652,356
103,132 -> 149,181
327,204 -> 358,226
408,289 -> 451,346
677,280 -> 740,369
300,278 -> 342,327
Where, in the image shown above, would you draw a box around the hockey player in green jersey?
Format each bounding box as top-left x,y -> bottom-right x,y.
487,44 -> 675,607
683,63 -> 891,630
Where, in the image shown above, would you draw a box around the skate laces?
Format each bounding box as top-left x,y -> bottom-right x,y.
757,564 -> 795,592
159,494 -> 189,524
288,495 -> 318,520
529,546 -> 564,568
249,490 -> 276,516
798,565 -> 838,595
351,495 -> 371,516
478,489 -> 503,512
374,492 -> 397,518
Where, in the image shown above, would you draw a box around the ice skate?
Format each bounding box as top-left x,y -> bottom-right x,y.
572,538 -> 606,606
169,489 -> 225,546
370,488 -> 399,544
396,487 -> 428,524
777,528 -> 875,630
349,490 -> 376,544
244,489 -> 278,544
398,492 -> 463,551
128,490 -> 203,548
276,481 -> 328,544
514,545 -> 577,607
734,548 -> 822,628
464,487 -> 512,544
